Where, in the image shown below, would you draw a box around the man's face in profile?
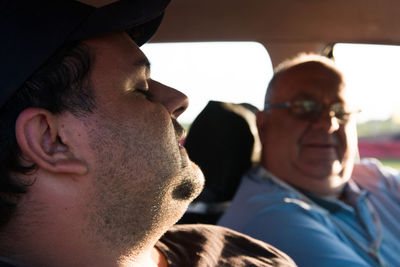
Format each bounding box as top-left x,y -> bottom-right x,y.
70,32 -> 204,249
258,63 -> 359,197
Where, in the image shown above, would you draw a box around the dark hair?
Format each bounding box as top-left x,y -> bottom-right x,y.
0,41 -> 95,227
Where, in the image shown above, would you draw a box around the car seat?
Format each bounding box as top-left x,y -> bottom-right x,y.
177,100 -> 261,224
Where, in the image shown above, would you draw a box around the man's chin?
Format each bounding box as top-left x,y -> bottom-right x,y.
298,158 -> 343,178
172,162 -> 204,201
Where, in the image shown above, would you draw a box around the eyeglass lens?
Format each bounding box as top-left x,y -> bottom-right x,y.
290,100 -> 350,122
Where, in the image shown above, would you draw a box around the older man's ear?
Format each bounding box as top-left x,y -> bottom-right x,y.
15,108 -> 88,175
256,111 -> 268,144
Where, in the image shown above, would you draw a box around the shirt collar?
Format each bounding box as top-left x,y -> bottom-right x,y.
254,165 -> 367,214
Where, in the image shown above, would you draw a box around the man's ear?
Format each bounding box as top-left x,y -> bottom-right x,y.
15,108 -> 88,175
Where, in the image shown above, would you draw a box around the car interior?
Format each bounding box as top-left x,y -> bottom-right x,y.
1,1 -> 398,266
141,0 -> 400,223
177,100 -> 261,224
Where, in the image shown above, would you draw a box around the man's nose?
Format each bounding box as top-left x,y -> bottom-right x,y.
311,110 -> 340,133
149,80 -> 189,119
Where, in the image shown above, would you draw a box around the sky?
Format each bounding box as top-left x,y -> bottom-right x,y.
142,42 -> 400,124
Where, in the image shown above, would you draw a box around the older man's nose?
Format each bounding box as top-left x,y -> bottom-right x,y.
311,111 -> 341,133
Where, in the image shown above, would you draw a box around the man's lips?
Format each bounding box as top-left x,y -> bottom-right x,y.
303,143 -> 337,148
177,129 -> 186,148
179,138 -> 185,148
301,135 -> 339,148
301,143 -> 339,156
172,119 -> 186,148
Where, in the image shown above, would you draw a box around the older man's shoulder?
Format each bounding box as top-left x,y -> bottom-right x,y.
352,158 -> 400,190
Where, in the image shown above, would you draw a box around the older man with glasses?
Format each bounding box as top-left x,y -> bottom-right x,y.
218,53 -> 400,267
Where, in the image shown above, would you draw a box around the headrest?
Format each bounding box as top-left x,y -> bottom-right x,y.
185,101 -> 261,202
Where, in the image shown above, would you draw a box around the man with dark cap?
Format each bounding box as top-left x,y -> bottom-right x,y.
0,0 -> 296,266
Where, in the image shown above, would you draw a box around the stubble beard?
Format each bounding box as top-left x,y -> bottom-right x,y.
83,115 -> 204,258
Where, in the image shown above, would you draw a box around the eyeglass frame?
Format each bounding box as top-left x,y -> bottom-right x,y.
263,99 -> 361,124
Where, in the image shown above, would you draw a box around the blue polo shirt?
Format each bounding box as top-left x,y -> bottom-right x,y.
218,159 -> 400,267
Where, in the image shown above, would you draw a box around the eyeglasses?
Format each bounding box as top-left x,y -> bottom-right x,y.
264,99 -> 361,123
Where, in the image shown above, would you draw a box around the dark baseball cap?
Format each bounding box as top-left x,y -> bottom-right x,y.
0,0 -> 171,108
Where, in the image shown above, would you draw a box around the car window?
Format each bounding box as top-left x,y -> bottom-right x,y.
334,43 -> 400,169
142,42 -> 273,126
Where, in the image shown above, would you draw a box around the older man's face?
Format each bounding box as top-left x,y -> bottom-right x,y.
258,63 -> 358,197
